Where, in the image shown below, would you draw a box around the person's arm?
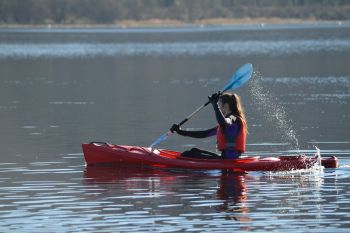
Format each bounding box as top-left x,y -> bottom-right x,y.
208,92 -> 235,129
212,101 -> 227,127
171,124 -> 217,138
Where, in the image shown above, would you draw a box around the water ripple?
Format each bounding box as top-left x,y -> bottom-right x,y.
0,39 -> 349,59
0,164 -> 349,232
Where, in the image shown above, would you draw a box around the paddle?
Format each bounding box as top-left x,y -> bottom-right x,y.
149,63 -> 253,148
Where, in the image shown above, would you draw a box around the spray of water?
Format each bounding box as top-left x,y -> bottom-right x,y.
314,145 -> 322,166
249,71 -> 300,151
265,165 -> 324,177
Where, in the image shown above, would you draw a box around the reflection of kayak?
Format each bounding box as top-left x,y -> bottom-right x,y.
83,163 -> 249,215
82,142 -> 338,172
84,165 -> 176,183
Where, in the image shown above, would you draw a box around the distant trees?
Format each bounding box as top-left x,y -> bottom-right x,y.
0,0 -> 349,24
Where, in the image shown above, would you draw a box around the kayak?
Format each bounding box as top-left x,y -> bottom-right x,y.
82,142 -> 338,172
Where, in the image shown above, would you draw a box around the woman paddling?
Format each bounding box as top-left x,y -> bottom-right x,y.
170,92 -> 247,159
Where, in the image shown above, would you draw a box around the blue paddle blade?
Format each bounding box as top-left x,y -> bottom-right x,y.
222,63 -> 253,92
150,131 -> 172,148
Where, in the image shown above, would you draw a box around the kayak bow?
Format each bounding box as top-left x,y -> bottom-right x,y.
82,142 -> 338,172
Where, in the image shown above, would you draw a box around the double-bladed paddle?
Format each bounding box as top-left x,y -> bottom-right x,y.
150,63 -> 253,148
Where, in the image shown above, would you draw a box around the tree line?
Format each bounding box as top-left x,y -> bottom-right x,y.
1,0 -> 350,25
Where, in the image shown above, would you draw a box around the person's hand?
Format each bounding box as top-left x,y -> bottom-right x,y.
208,91 -> 221,104
170,124 -> 180,133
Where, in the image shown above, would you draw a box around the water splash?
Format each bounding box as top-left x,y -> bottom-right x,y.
314,146 -> 322,166
249,71 -> 300,150
308,146 -> 324,174
265,147 -> 324,176
265,165 -> 324,179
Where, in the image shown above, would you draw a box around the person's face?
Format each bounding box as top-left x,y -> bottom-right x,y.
219,101 -> 231,116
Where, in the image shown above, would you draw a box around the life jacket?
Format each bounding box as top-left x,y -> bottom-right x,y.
216,116 -> 246,153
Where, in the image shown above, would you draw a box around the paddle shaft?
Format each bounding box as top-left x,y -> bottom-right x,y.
149,99 -> 211,148
177,99 -> 211,127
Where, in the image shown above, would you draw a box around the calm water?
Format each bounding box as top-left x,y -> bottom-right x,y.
1,24 -> 350,232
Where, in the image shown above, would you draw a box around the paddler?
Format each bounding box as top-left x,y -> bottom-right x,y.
170,92 -> 247,159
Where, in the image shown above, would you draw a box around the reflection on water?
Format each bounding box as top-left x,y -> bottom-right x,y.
82,166 -> 350,231
0,158 -> 349,232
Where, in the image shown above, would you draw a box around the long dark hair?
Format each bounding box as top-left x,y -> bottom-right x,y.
220,93 -> 248,134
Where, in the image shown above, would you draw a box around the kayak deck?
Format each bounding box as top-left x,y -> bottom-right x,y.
82,142 -> 338,172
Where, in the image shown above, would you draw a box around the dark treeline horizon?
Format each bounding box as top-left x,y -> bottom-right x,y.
1,0 -> 350,24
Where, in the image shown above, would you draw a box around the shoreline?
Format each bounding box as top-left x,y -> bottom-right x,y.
0,18 -> 347,29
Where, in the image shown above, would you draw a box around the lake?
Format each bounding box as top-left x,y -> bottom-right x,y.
0,24 -> 350,232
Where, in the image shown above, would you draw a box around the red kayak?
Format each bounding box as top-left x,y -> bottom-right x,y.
82,142 -> 338,172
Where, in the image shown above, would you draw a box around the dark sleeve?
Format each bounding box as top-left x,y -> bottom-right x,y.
177,126 -> 217,138
212,102 -> 227,128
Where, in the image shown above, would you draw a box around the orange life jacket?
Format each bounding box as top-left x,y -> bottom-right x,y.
216,116 -> 246,153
